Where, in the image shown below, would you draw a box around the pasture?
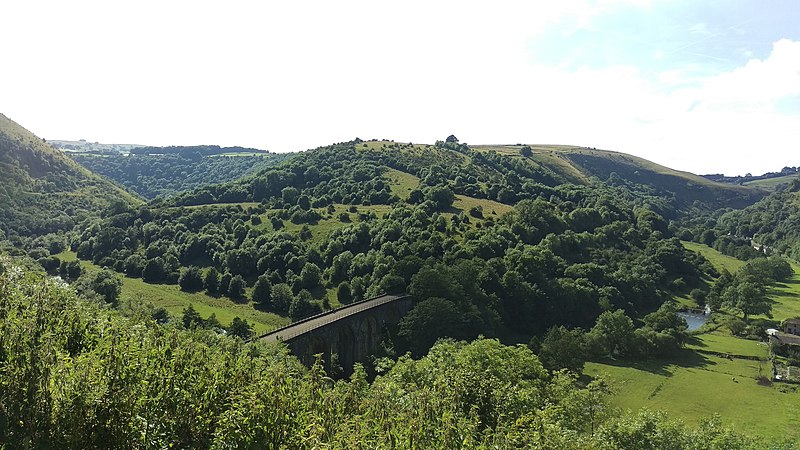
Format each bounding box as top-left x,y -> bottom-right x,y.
56,251 -> 288,335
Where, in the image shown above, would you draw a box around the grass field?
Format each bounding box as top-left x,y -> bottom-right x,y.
761,267 -> 800,321
56,251 -> 289,335
592,242 -> 800,439
585,345 -> 799,439
685,331 -> 769,358
744,174 -> 799,190
385,168 -> 420,200
182,202 -> 262,210
681,242 -> 800,322
274,204 -> 393,244
681,241 -> 746,273
452,194 -> 513,218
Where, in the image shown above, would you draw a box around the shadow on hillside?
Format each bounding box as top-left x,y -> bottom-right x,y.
771,281 -> 799,297
595,348 -> 712,377
686,335 -> 706,348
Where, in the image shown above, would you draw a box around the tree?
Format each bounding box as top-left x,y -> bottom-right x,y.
89,269 -> 122,305
588,309 -> 636,358
123,254 -> 146,277
59,259 -> 83,280
445,134 -> 459,143
289,290 -> 321,320
178,266 -> 204,292
520,145 -> 532,157
182,304 -> 202,328
228,274 -> 246,300
142,257 -> 165,283
297,195 -> 311,210
642,302 -> 687,333
427,185 -> 455,211
281,186 -> 300,205
251,274 -> 272,308
271,283 -> 293,314
228,317 -> 253,339
539,326 -> 587,373
337,281 -> 353,305
379,274 -> 405,294
300,262 -> 322,290
220,272 -> 233,295
398,297 -> 464,356
204,267 -> 220,294
723,280 -> 770,321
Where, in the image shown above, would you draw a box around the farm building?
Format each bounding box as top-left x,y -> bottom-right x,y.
783,318 -> 800,335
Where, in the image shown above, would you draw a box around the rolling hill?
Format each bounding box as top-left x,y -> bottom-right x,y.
0,113 -> 140,239
472,144 -> 767,210
715,180 -> 800,260
71,150 -> 290,200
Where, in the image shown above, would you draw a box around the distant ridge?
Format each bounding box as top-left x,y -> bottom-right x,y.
472,144 -> 767,210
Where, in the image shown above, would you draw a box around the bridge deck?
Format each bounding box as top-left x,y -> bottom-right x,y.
258,293 -> 409,343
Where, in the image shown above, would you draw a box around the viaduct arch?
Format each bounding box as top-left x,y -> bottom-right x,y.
258,294 -> 413,376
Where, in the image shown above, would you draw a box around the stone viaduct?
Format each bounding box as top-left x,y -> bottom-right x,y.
258,293 -> 413,376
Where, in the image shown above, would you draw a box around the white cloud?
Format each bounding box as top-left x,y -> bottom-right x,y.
0,1 -> 796,175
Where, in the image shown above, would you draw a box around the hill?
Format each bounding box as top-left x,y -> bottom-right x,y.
71,138 -> 715,351
743,173 -> 800,191
71,151 -> 291,200
0,114 -> 140,240
171,139 -> 763,214
472,144 -> 767,210
714,180 -> 800,260
49,139 -> 145,154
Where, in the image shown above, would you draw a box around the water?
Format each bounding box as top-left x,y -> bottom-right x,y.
678,311 -> 708,331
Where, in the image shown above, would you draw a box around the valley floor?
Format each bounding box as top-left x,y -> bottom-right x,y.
587,243 -> 800,440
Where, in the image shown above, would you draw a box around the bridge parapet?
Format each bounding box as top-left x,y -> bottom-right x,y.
258,293 -> 413,376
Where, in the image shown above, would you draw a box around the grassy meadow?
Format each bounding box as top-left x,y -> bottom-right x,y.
56,251 -> 289,335
744,174 -> 799,190
681,241 -> 746,273
585,350 -> 799,439
588,242 -> 800,439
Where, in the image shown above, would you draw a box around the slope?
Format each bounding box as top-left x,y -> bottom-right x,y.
72,151 -> 290,200
715,180 -> 800,260
0,113 -> 140,239
472,144 -> 767,210
74,137 -> 712,348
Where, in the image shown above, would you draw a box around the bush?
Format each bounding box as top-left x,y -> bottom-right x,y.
178,266 -> 204,292
337,281 -> 353,305
228,275 -> 246,300
726,318 -> 746,336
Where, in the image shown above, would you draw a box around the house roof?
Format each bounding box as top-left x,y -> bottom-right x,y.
784,318 -> 800,325
773,332 -> 800,346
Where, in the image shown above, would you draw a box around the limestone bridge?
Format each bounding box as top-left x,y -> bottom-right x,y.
257,293 -> 413,375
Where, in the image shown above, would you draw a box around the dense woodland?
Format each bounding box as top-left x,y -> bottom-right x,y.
0,115 -> 139,240
72,152 -> 288,200
4,115 -> 800,446
60,139 -> 714,357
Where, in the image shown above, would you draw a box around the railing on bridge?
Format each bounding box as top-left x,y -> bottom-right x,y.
256,293 -> 410,343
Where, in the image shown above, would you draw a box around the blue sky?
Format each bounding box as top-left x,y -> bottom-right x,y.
2,0 -> 798,175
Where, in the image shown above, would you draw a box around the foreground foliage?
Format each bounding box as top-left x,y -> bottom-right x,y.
1,259 -> 793,449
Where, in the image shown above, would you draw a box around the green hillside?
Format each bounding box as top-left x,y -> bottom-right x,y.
744,173 -> 800,191
0,113 -> 140,239
714,181 -> 800,260
473,144 -> 767,210
70,137 -> 716,350
72,151 -> 290,199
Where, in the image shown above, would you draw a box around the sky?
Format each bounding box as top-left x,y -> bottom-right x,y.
2,0 -> 799,176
